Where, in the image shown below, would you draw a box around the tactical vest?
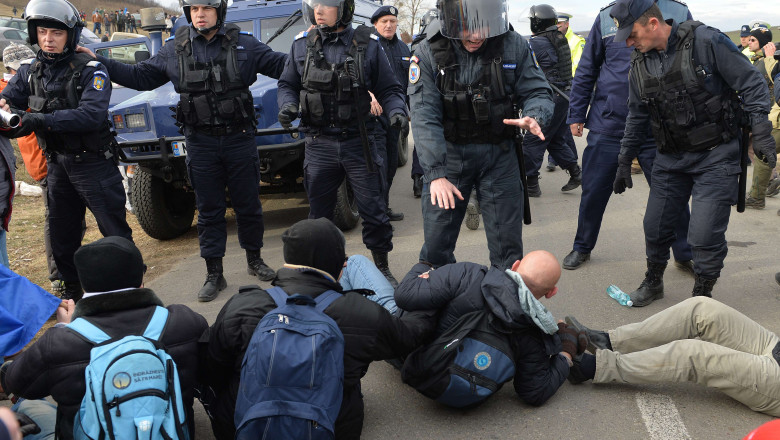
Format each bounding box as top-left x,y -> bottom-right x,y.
429,32 -> 515,145
535,29 -> 572,90
754,57 -> 775,105
631,21 -> 741,153
299,26 -> 373,130
27,53 -> 115,155
175,24 -> 255,134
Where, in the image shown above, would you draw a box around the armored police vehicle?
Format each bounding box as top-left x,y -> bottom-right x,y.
90,0 -> 383,240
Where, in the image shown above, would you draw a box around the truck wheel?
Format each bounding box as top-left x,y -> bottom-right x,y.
332,180 -> 360,231
132,167 -> 195,240
397,130 -> 409,167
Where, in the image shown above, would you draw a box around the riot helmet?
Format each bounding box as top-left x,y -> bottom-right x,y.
24,0 -> 83,56
436,0 -> 509,40
302,0 -> 355,32
419,9 -> 438,28
529,4 -> 558,34
180,0 -> 228,34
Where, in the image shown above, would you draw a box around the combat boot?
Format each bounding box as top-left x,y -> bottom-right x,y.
412,174 -> 423,198
387,208 -> 404,221
371,250 -> 398,288
61,281 -> 83,303
561,164 -> 582,192
629,260 -> 666,307
247,249 -> 275,281
526,175 -> 541,198
691,275 -> 717,298
465,193 -> 480,230
198,257 -> 227,302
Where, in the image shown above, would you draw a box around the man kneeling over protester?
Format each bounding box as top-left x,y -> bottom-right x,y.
395,250 -> 587,407
565,297 -> 780,416
0,237 -> 208,440
199,218 -> 434,440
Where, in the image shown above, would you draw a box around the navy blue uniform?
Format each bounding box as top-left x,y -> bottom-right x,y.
1,53 -> 132,283
621,20 -> 771,279
564,0 -> 692,262
277,27 -> 407,253
97,26 -> 287,259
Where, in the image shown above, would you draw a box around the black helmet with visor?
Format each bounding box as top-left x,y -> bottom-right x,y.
436,0 -> 509,40
302,0 -> 355,32
180,0 -> 228,34
25,0 -> 83,55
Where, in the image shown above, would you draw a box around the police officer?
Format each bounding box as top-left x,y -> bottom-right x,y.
0,0 -> 133,302
370,5 -> 411,222
277,0 -> 408,287
410,0 -> 554,269
409,9 -> 438,199
524,4 -> 581,198
611,0 -> 775,304
561,0 -> 693,273
79,0 -> 288,302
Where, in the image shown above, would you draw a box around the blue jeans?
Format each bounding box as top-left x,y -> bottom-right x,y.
12,399 -> 56,440
0,228 -> 7,266
339,254 -> 397,315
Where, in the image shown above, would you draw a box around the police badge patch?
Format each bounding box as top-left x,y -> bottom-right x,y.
92,75 -> 105,91
409,61 -> 420,84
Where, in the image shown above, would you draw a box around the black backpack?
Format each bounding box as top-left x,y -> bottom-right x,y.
400,310 -> 516,408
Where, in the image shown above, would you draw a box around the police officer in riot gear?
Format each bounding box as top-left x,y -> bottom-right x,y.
0,0 -> 133,302
79,0 -> 288,302
410,0 -> 554,269
277,0 -> 408,287
611,0 -> 775,304
524,4 -> 581,197
409,8 -> 438,199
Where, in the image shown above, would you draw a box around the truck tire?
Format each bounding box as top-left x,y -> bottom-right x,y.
132,167 -> 195,240
397,130 -> 409,167
332,180 -> 360,231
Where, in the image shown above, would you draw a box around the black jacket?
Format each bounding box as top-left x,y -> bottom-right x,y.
395,262 -> 569,406
0,288 -> 208,440
199,267 -> 435,440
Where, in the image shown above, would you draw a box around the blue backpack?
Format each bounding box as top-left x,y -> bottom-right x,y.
67,306 -> 189,440
234,287 -> 345,440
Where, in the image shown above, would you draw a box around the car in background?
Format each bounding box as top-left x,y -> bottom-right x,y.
0,27 -> 33,60
80,27 -> 101,44
0,17 -> 25,32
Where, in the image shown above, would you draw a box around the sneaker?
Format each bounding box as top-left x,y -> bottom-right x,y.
746,196 -> 765,209
51,279 -> 65,295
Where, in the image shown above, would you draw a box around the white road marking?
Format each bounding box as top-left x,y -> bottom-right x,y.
635,392 -> 691,440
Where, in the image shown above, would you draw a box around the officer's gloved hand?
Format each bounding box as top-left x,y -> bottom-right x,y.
389,113 -> 409,132
277,103 -> 299,130
613,154 -> 635,194
752,119 -> 777,169
13,112 -> 46,138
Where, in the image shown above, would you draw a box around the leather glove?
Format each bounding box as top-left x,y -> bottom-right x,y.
557,322 -> 581,358
13,112 -> 46,138
752,119 -> 777,169
613,153 -> 635,194
277,103 -> 299,130
389,113 -> 409,132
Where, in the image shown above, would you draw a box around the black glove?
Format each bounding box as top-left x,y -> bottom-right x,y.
277,103 -> 299,130
389,113 -> 409,132
613,153 -> 635,194
752,119 -> 777,169
14,112 -> 46,138
557,322 -> 580,358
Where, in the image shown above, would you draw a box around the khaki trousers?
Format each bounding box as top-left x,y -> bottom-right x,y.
595,297 -> 780,416
748,127 -> 780,200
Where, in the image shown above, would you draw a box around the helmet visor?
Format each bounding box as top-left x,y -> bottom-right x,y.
25,0 -> 80,28
180,0 -> 222,9
438,0 -> 509,40
302,0 -> 344,27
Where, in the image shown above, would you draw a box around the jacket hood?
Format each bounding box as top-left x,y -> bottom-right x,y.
480,267 -> 536,331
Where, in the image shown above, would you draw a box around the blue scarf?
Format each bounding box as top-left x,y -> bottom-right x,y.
504,269 -> 558,335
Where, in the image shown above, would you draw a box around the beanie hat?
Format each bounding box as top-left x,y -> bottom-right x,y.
74,236 -> 145,292
282,218 -> 346,281
750,27 -> 773,49
2,43 -> 35,71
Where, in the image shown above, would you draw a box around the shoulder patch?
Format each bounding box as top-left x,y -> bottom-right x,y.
295,30 -> 308,40
86,60 -> 103,68
92,74 -> 106,91
93,70 -> 107,77
370,33 -> 379,41
528,42 -> 540,69
409,61 -> 421,84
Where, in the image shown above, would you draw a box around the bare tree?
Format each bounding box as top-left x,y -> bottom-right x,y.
386,0 -> 434,37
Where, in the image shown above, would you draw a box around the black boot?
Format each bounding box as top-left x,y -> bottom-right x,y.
692,275 -> 717,297
247,250 -> 275,281
465,193 -> 480,231
387,208 -> 404,221
61,281 -> 84,303
561,164 -> 582,192
198,257 -> 227,302
565,316 -> 612,352
526,175 -> 541,198
371,250 -> 398,288
412,174 -> 423,198
629,261 -> 666,307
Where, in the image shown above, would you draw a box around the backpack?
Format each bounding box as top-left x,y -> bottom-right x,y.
67,306 -> 189,440
234,287 -> 345,440
400,310 -> 516,408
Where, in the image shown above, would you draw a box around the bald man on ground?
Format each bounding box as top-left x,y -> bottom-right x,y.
395,251 -> 585,406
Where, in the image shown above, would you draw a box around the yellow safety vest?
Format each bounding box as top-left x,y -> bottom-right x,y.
565,27 -> 586,76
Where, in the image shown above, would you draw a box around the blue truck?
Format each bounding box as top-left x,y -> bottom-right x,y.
87,0 -> 385,240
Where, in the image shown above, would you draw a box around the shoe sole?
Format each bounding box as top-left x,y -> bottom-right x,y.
465,202 -> 480,230
565,316 -> 601,353
562,254 -> 589,270
561,182 -> 581,192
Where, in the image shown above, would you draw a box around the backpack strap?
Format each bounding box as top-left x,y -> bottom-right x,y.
67,317 -> 111,345
265,286 -> 291,308
142,306 -> 169,341
313,290 -> 341,313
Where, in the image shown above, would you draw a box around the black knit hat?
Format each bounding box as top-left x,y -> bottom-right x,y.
74,237 -> 145,292
282,218 -> 346,280
750,26 -> 773,50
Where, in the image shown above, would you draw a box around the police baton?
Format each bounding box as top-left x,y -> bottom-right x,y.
344,56 -> 375,173
512,107 -> 532,225
737,125 -> 751,213
548,83 -> 570,102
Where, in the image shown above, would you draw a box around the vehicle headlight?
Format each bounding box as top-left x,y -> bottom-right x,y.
125,113 -> 146,129
112,114 -> 124,130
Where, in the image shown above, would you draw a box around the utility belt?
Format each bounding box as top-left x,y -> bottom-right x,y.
302,117 -> 378,138
192,122 -> 254,137
46,141 -> 117,163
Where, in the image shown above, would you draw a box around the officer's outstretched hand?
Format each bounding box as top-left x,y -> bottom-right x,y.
503,117 -> 545,141
613,154 -> 634,194
429,177 -> 464,210
752,119 -> 778,169
389,113 -> 408,132
278,103 -> 299,130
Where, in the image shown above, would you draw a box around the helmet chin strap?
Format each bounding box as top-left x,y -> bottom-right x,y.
193,22 -> 220,34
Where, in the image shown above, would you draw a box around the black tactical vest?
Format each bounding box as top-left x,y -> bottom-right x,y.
631,21 -> 741,153
299,26 -> 373,130
429,32 -> 515,145
175,24 -> 255,134
27,53 -> 115,155
535,28 -> 572,90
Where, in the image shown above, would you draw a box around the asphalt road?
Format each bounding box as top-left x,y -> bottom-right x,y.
150,132 -> 779,439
